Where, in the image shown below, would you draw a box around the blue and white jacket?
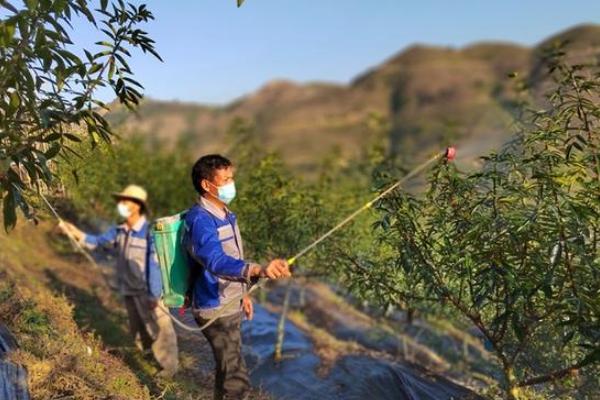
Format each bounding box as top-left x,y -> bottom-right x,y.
184,197 -> 259,319
82,217 -> 162,300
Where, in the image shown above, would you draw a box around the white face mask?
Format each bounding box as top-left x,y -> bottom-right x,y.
117,202 -> 132,219
207,181 -> 237,205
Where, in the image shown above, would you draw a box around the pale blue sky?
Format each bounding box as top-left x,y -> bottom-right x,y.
72,0 -> 600,104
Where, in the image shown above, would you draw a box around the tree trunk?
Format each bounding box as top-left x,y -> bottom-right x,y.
406,307 -> 414,325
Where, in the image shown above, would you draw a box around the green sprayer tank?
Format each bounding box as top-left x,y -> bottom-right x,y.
152,212 -> 189,308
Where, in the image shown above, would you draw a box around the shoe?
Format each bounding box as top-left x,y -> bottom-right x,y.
141,349 -> 153,360
156,368 -> 177,379
223,391 -> 249,400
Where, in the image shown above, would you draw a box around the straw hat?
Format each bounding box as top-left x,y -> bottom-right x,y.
112,184 -> 148,209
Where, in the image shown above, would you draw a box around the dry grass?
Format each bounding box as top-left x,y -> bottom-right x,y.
0,270 -> 151,400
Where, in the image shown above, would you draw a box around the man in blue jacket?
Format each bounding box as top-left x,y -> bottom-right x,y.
59,185 -> 179,378
185,155 -> 291,400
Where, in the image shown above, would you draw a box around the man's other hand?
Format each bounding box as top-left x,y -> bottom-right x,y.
242,295 -> 253,320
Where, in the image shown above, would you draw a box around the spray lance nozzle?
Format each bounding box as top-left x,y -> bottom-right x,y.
445,146 -> 456,162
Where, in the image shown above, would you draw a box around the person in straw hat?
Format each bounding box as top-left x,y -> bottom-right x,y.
58,184 -> 179,378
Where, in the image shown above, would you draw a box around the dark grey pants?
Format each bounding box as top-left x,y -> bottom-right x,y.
195,312 -> 250,400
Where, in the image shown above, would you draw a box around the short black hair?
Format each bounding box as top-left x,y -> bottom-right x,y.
191,154 -> 232,194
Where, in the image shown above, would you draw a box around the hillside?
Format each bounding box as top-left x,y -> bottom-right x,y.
0,221 -> 153,399
106,24 -> 600,172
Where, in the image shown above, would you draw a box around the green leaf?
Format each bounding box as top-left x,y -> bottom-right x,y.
1,1 -> 18,13
52,0 -> 68,13
579,348 -> 600,366
562,330 -> 575,346
114,52 -> 130,72
0,20 -> 16,46
71,168 -> 79,184
63,133 -> 82,142
62,144 -> 83,159
88,63 -> 103,75
24,0 -> 38,10
44,143 -> 61,159
108,57 -> 115,80
95,40 -> 114,48
3,188 -> 17,232
512,308 -> 526,341
541,283 -> 553,299
42,133 -> 61,142
9,91 -> 20,109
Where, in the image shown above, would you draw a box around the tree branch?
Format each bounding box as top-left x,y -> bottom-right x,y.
517,355 -> 596,387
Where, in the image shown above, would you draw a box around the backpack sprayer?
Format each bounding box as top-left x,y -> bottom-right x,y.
41,147 -> 456,333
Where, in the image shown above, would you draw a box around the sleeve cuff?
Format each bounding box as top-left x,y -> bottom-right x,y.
244,262 -> 262,285
149,286 -> 162,299
81,234 -> 96,250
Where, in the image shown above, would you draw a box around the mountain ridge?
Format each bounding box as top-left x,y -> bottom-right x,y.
107,24 -> 600,172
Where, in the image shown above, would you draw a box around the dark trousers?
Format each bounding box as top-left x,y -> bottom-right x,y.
195,312 -> 250,400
